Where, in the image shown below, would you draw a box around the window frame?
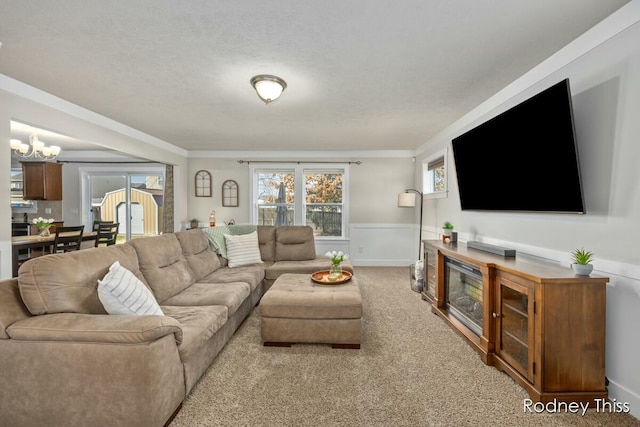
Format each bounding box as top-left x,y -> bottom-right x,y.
250,163 -> 349,239
422,149 -> 448,199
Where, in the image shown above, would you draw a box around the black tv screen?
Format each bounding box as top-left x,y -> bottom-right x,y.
451,79 -> 585,213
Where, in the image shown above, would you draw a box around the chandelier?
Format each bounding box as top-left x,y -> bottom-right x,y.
250,75 -> 287,105
10,134 -> 61,160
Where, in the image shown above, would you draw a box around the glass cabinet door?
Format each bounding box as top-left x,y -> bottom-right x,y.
496,276 -> 534,381
422,247 -> 437,302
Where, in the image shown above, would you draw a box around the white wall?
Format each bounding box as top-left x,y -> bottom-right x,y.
416,3 -> 640,417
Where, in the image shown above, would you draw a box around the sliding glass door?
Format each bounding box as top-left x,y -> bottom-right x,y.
82,168 -> 165,242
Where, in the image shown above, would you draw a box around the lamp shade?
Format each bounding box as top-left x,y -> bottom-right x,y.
398,192 -> 416,207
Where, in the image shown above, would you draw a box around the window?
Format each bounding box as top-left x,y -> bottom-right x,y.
255,170 -> 295,226
305,170 -> 343,237
251,163 -> 348,238
422,149 -> 448,198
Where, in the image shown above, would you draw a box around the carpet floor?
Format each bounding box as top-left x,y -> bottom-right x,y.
169,267 -> 638,427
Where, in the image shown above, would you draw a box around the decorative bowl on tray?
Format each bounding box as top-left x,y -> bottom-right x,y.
311,270 -> 353,284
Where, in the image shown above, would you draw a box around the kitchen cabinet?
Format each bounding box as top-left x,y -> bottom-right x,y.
22,162 -> 63,200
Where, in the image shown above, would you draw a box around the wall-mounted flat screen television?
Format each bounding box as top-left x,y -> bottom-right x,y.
451,78 -> 585,213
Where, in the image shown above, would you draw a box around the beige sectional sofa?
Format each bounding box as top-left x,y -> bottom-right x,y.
0,225 -> 352,427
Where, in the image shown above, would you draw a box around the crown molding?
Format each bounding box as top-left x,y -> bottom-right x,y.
187,150 -> 416,159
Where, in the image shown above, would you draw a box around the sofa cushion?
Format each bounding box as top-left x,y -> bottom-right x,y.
18,244 -> 145,315
161,305 -> 228,363
275,226 -> 316,261
162,282 -> 250,317
98,261 -> 164,316
200,265 -> 265,293
174,229 -> 221,280
257,226 -> 276,261
129,234 -> 196,303
225,231 -> 263,268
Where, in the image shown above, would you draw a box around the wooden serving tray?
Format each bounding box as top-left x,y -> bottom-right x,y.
311,270 -> 353,284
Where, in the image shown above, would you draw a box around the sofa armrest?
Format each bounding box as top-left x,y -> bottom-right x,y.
6,313 -> 183,345
0,278 -> 31,339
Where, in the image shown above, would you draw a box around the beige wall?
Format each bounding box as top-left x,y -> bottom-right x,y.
186,158 -> 251,227
185,156 -> 417,228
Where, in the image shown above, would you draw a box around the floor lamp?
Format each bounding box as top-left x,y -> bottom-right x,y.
398,189 -> 424,260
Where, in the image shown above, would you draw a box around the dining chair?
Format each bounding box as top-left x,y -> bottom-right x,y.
95,222 -> 120,247
52,225 -> 85,253
92,220 -> 114,231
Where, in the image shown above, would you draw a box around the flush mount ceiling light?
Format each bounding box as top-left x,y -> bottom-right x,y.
10,133 -> 61,160
250,74 -> 287,105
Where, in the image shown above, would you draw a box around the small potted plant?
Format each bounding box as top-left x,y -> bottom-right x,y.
442,221 -> 454,243
189,218 -> 199,229
571,247 -> 594,276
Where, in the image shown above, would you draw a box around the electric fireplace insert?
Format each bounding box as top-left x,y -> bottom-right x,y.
444,257 -> 483,336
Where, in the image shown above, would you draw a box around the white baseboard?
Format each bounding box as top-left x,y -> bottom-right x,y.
606,379 -> 640,419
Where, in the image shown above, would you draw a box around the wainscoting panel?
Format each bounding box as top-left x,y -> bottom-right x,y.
314,239 -> 350,264
349,223 -> 417,266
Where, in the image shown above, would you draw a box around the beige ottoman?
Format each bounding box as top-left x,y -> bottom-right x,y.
260,273 -> 363,349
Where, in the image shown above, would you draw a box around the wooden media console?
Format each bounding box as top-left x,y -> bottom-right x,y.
423,240 -> 608,404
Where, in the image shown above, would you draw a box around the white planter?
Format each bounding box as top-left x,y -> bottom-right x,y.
572,263 -> 593,276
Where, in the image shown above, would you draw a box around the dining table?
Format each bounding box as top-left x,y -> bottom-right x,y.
11,231 -> 97,277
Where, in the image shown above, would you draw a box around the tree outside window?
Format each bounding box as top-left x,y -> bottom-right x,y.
252,164 -> 347,237
305,172 -> 343,236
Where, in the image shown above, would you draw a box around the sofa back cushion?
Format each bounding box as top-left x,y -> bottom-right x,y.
275,226 -> 316,261
257,226 -> 276,262
18,244 -> 144,315
129,234 -> 196,303
174,229 -> 221,281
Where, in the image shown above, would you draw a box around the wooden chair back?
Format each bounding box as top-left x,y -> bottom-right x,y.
95,222 -> 120,247
92,220 -> 114,231
53,225 -> 85,253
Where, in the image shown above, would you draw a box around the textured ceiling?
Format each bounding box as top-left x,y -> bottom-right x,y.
0,1 -> 630,153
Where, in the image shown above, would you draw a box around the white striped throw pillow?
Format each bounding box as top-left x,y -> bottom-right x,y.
224,231 -> 263,268
98,261 -> 164,315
